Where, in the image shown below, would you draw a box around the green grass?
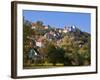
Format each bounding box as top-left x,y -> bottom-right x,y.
23,63 -> 64,69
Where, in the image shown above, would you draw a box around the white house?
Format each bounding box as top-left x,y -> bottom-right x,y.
36,41 -> 42,47
44,26 -> 48,29
31,22 -> 36,29
35,37 -> 44,47
63,26 -> 69,33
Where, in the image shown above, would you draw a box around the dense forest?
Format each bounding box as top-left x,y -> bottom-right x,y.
23,20 -> 91,68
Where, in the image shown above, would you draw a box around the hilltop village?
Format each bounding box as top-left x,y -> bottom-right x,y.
27,22 -> 80,48
23,20 -> 91,67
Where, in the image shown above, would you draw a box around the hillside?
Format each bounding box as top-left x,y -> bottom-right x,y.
23,20 -> 91,67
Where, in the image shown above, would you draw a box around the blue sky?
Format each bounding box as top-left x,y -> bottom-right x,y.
23,10 -> 91,33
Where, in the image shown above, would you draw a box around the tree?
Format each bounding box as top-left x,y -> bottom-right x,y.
23,19 -> 38,66
36,21 -> 44,30
78,43 -> 91,65
23,20 -> 32,65
36,21 -> 43,26
46,42 -> 65,66
59,36 -> 82,66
